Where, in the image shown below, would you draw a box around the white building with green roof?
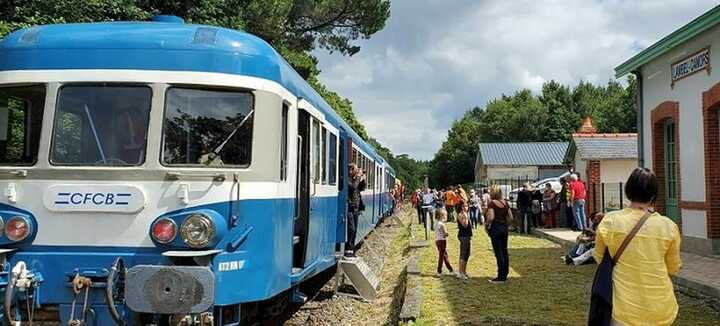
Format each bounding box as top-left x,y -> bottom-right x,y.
615,4 -> 720,255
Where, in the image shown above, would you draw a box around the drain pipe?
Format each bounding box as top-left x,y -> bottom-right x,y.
633,69 -> 644,167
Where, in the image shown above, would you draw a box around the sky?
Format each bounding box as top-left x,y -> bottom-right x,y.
314,0 -> 718,160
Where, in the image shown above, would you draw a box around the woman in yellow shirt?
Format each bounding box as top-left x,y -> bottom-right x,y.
593,168 -> 682,326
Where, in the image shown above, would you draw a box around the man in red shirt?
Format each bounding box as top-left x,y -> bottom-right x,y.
569,173 -> 587,230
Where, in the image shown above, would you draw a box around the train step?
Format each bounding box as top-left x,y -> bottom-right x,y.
339,256 -> 380,301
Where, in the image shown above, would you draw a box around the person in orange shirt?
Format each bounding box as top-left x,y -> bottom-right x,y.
444,187 -> 457,222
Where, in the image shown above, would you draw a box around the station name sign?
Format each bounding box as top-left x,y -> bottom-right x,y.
671,47 -> 710,88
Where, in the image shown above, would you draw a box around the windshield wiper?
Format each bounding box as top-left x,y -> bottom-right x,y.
84,104 -> 107,164
211,110 -> 255,157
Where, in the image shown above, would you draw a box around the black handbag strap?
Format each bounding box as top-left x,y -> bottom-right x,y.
612,211 -> 652,264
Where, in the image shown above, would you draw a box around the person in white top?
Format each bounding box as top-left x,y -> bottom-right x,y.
434,208 -> 454,276
421,187 -> 436,230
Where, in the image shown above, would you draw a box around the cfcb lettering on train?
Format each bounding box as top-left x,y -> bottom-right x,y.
671,47 -> 711,88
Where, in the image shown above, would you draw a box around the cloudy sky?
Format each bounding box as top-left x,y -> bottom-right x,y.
314,0 -> 718,160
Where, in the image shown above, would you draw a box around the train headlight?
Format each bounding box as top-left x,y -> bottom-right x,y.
6,216 -> 30,242
180,214 -> 215,248
151,217 -> 177,244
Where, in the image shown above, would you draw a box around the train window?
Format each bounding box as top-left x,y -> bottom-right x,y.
329,133 -> 337,185
280,104 -> 288,181
0,85 -> 45,166
51,85 -> 151,166
321,127 -> 327,184
162,88 -> 253,167
312,119 -> 320,183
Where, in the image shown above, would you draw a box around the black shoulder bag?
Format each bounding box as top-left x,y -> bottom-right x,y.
587,211 -> 651,326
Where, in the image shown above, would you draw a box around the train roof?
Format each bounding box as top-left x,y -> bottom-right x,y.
0,17 -> 385,163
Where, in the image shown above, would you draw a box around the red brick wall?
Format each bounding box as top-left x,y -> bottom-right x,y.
703,82 -> 720,239
586,160 -> 601,214
651,101 -> 682,228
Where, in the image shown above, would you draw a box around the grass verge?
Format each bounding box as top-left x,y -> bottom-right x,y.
406,220 -> 720,325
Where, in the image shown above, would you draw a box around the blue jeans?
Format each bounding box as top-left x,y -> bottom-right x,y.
574,199 -> 586,230
422,206 -> 434,230
469,207 -> 479,228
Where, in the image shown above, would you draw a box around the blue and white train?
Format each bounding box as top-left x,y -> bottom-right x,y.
0,15 -> 396,325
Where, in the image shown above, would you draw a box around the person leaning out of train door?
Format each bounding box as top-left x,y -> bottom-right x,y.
346,163 -> 366,258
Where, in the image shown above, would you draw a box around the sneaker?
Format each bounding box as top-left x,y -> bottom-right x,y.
435,272 -> 443,277
488,278 -> 507,284
462,273 -> 469,280
564,255 -> 573,265
456,272 -> 463,279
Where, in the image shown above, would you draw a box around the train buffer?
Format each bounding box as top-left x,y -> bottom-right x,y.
338,256 -> 380,301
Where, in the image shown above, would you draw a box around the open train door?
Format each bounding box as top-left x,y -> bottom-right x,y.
293,109 -> 311,269
335,130 -> 350,250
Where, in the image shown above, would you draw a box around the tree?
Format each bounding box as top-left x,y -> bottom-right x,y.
368,138 -> 428,195
0,0 -> 388,144
429,77 -> 638,188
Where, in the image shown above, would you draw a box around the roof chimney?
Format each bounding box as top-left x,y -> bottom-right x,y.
577,116 -> 597,134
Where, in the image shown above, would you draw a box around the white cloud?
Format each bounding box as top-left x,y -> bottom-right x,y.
314,0 -> 717,160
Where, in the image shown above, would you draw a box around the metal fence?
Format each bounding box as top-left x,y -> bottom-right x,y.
588,182 -> 628,213
466,176 -> 539,200
466,179 -> 628,213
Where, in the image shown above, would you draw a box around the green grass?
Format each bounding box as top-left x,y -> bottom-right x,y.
408,221 -> 720,325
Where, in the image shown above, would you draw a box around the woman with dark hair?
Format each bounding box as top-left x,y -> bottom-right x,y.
485,185 -> 514,283
592,168 -> 682,325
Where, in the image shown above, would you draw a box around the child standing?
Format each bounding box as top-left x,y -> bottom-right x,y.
457,202 -> 472,280
434,208 -> 454,276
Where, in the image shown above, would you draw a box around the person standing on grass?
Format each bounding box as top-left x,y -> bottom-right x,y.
481,188 -> 491,218
456,186 -> 468,216
542,183 -> 557,228
531,185 -> 543,228
457,202 -> 472,280
485,185 -> 513,283
411,189 -> 421,225
434,208 -> 454,277
516,183 -> 532,234
421,187 -> 436,230
444,187 -> 457,222
592,168 -> 682,326
469,189 -> 481,228
569,173 -> 588,230
558,177 -> 575,229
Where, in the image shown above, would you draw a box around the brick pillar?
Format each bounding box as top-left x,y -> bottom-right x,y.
586,160 -> 601,214
703,83 -> 720,240
651,101 -> 681,227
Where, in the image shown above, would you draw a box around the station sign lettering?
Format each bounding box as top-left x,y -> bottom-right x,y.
671,47 -> 711,88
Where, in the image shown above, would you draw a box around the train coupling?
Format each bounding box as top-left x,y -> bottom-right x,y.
2,261 -> 44,325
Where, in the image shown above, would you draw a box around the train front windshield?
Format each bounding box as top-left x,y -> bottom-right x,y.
162,87 -> 254,168
51,85 -> 152,166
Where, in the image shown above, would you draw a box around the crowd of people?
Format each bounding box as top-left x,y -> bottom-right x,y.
405,168 -> 682,325
410,185 -> 508,283
515,173 -> 589,234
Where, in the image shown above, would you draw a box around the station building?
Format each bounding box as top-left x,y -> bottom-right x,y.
474,142 -> 568,182
615,5 -> 720,255
565,117 -> 638,214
